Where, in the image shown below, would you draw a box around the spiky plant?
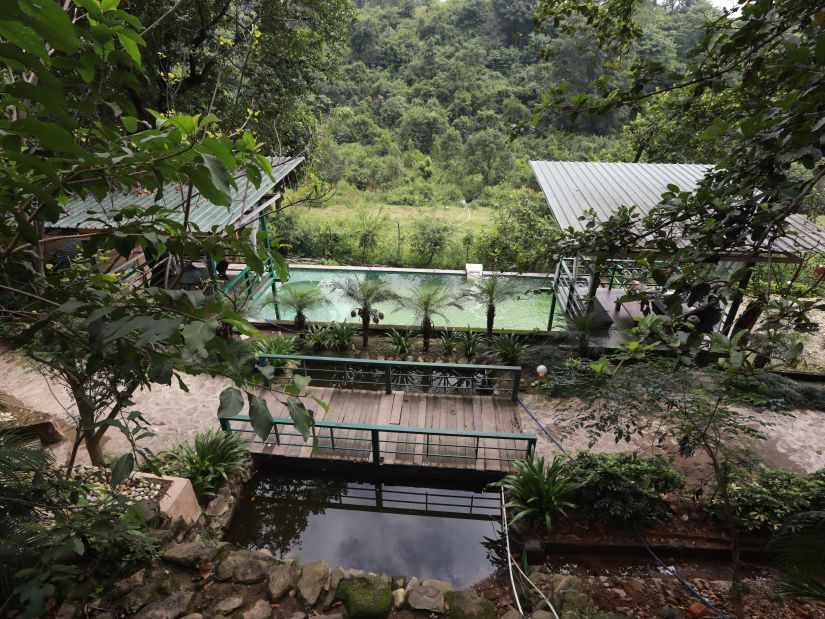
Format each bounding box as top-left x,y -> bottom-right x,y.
492,453 -> 580,533
401,283 -> 465,352
466,276 -> 520,337
332,276 -> 400,349
302,325 -> 331,352
770,511 -> 825,600
386,328 -> 416,355
488,333 -> 530,365
456,330 -> 485,359
439,331 -> 459,356
277,282 -> 329,333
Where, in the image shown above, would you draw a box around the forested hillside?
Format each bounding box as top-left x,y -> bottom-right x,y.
278,0 -> 720,270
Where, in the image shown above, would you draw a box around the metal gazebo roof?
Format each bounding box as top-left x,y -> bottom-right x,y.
51,156 -> 304,231
530,160 -> 825,257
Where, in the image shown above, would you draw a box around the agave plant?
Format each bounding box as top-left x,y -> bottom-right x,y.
277,282 -> 329,332
255,334 -> 296,375
386,328 -> 416,355
456,330 -> 485,359
327,322 -> 356,351
488,333 -> 530,366
492,453 -> 580,533
466,276 -> 520,337
439,331 -> 459,356
332,276 -> 400,349
302,325 -> 330,352
401,283 -> 465,352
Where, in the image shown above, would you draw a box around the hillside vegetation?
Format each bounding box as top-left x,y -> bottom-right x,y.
277,0 -> 720,270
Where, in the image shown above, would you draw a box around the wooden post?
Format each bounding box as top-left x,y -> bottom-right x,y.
384,364 -> 392,394
511,368 -> 521,401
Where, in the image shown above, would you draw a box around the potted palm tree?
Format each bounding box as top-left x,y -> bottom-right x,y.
467,276 -> 519,337
402,283 -> 465,352
333,276 -> 400,349
277,282 -> 329,334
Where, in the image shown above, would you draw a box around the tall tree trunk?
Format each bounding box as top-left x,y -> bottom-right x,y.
486,304 -> 495,337
71,384 -> 106,467
295,312 -> 306,334
422,318 -> 431,352
362,310 -> 370,349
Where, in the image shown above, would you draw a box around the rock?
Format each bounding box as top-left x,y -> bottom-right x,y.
114,568 -> 146,595
405,577 -> 419,591
421,579 -> 454,594
392,588 -> 406,610
123,586 -> 157,613
390,576 -> 405,590
212,596 -> 245,614
330,567 -> 346,590
286,613 -> 306,619
336,574 -> 392,619
551,575 -> 580,610
296,560 -> 329,606
444,591 -> 496,619
216,550 -> 272,583
96,614 -> 115,619
163,542 -> 227,568
267,562 -> 301,601
55,602 -> 77,619
532,611 -> 555,619
687,601 -> 710,619
407,585 -> 445,614
239,599 -> 272,619
206,495 -> 232,518
180,615 -> 203,619
608,588 -> 627,599
315,615 -> 344,619
500,608 -> 521,619
624,578 -> 646,594
560,611 -> 580,619
135,591 -> 194,619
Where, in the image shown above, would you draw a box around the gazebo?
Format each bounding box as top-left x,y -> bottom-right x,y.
530,161 -> 825,338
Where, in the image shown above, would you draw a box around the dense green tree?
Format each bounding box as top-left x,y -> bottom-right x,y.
465,129 -> 514,184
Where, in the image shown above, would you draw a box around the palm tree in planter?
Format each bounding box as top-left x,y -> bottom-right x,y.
467,276 -> 520,337
278,282 -> 329,334
403,283 -> 465,352
333,276 -> 400,349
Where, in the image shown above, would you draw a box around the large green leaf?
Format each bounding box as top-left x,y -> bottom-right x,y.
181,319 -> 217,358
218,387 -> 244,418
248,392 -> 273,441
286,396 -> 314,441
110,452 -> 134,490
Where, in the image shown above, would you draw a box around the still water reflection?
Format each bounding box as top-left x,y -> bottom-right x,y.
224,471 -> 504,588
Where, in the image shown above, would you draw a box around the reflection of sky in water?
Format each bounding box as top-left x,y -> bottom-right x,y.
225,473 -> 501,588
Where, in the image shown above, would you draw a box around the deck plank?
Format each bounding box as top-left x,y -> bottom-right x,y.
413,396 -> 427,466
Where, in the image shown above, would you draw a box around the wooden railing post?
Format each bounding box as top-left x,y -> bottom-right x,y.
527,437 -> 537,457
384,364 -> 392,394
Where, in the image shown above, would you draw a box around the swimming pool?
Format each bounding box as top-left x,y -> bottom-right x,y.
250,266 -> 562,331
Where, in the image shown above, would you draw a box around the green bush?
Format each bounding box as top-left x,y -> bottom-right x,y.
327,322 -> 356,351
709,467 -> 825,533
456,330 -> 485,359
302,325 -> 330,352
492,453 -> 580,533
386,328 -> 416,355
566,452 -> 685,523
439,331 -> 460,356
145,430 -> 249,502
727,372 -> 825,412
488,333 -> 530,365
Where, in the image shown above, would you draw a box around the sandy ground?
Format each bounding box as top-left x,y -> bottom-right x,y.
0,347 -> 235,464
800,308 -> 825,371
520,392 -> 825,480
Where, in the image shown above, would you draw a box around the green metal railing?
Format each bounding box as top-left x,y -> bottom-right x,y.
259,354 -> 522,401
223,265 -> 276,303
220,414 -> 536,467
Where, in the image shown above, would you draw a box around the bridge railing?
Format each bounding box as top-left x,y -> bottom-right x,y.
259,354 -> 522,401
220,414 -> 536,467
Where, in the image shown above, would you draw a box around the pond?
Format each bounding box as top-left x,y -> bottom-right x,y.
250,267 -> 563,331
224,470 -> 505,588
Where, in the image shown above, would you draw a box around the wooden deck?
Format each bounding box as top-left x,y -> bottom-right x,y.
225,387 -> 534,474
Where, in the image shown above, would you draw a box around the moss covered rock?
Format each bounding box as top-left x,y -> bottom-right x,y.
336,574 -> 392,619
444,590 -> 496,619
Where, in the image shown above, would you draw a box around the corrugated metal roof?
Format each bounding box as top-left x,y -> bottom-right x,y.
530,160 -> 825,257
52,156 -> 303,231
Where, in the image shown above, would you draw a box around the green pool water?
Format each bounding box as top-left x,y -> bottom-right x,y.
251,268 -> 563,331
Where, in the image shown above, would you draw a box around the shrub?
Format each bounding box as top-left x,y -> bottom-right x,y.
543,357 -> 604,397
492,453 -> 580,533
709,467 -> 825,533
439,331 -> 459,356
566,452 -> 685,523
145,430 -> 249,502
727,372 -> 825,412
302,325 -> 330,352
488,333 -> 530,365
255,334 -> 296,374
386,328 -> 416,355
456,330 -> 485,359
327,322 -> 356,351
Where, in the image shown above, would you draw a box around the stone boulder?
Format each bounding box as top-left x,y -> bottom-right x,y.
216,550 -> 273,583
296,560 -> 329,606
134,591 -> 194,619
239,599 -> 272,619
267,562 -> 301,601
336,574 -> 392,619
162,542 -> 228,568
407,584 -> 445,614
444,591 -> 496,619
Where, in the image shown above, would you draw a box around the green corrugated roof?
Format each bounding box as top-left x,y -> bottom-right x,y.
51,156 -> 303,231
